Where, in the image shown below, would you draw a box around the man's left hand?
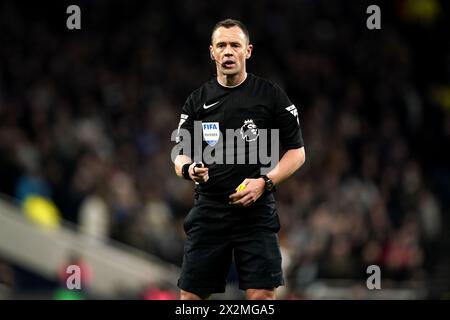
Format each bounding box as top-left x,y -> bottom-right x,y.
229,178 -> 265,207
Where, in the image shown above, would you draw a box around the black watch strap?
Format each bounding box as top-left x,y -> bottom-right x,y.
261,175 -> 274,192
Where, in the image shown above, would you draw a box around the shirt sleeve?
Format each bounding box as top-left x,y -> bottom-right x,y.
175,94 -> 196,157
271,84 -> 304,150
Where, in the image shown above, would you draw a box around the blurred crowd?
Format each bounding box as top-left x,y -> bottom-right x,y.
1,0 -> 449,299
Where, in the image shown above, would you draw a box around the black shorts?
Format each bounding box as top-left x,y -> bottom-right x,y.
177,193 -> 284,296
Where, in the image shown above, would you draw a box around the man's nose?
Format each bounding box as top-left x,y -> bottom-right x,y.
224,45 -> 233,55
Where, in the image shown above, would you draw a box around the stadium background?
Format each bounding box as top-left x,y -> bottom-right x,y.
0,0 -> 449,299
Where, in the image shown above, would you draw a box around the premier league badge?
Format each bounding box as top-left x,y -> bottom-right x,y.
240,119 -> 259,142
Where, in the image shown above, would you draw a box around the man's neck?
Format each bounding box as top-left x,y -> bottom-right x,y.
217,72 -> 247,88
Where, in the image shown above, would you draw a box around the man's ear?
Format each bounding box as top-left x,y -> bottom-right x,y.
246,44 -> 253,59
209,45 -> 215,60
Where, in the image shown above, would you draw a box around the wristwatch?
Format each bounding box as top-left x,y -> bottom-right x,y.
261,175 -> 274,192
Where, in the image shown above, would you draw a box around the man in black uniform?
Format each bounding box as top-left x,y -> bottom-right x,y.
173,19 -> 306,300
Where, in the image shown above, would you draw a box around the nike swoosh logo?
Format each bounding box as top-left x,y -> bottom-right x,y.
203,101 -> 220,109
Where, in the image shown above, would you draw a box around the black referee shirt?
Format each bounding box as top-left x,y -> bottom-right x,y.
175,73 -> 304,197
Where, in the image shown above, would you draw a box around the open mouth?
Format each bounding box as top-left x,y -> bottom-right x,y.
221,60 -> 236,69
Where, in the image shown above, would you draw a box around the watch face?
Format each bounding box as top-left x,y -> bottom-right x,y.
265,179 -> 274,191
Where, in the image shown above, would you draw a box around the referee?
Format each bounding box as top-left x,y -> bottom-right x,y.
173,19 -> 306,300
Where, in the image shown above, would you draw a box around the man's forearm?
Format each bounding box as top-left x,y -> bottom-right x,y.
266,147 -> 305,186
174,155 -> 193,178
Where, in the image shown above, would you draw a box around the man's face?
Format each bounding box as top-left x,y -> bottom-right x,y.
210,26 -> 253,77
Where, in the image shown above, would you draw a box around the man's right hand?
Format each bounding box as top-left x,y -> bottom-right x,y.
189,162 -> 209,183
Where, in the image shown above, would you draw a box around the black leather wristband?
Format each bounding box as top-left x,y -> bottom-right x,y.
182,163 -> 192,180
